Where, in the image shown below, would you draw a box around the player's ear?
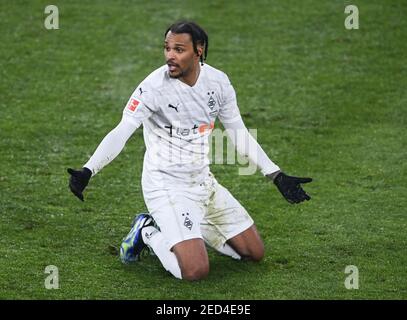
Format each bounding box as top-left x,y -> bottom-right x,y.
196,45 -> 203,58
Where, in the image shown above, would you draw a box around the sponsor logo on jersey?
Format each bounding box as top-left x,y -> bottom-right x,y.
127,98 -> 140,112
198,122 -> 214,134
164,122 -> 214,137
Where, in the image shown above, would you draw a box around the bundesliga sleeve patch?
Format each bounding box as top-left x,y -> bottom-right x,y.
127,98 -> 140,112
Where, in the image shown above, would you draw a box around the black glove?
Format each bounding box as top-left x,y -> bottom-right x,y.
67,167 -> 92,201
269,171 -> 312,204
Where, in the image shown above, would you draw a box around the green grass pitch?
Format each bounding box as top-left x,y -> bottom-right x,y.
0,0 -> 406,299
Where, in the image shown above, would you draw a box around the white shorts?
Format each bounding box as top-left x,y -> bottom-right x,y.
142,173 -> 254,250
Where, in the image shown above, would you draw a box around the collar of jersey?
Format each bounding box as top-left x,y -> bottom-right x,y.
173,64 -> 204,89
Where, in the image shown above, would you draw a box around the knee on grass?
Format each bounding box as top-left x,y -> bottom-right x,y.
240,246 -> 265,262
181,264 -> 209,281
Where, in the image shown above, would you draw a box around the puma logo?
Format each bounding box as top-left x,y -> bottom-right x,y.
168,103 -> 179,112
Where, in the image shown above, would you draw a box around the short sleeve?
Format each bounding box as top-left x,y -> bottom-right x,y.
218,80 -> 242,124
122,82 -> 157,127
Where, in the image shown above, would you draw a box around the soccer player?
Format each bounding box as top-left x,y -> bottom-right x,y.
68,21 -> 312,281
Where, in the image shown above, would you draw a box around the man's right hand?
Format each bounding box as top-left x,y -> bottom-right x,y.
67,167 -> 92,201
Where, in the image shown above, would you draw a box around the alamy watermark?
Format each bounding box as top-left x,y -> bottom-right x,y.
344,5 -> 359,30
344,265 -> 359,289
44,265 -> 59,289
145,125 -> 260,176
44,5 -> 59,30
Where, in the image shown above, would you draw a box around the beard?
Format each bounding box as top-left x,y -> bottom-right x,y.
168,69 -> 184,79
167,62 -> 193,79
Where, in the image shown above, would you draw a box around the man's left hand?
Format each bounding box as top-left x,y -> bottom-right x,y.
267,171 -> 312,204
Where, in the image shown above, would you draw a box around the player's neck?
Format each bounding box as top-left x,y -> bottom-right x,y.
179,64 -> 201,87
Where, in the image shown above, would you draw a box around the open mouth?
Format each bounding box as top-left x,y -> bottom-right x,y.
167,62 -> 179,72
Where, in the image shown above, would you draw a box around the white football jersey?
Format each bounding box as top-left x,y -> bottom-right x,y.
122,64 -> 242,189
